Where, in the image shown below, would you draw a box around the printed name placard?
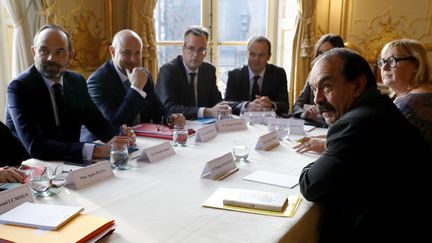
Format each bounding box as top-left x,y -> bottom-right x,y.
201,152 -> 238,180
216,118 -> 247,132
255,131 -> 280,151
137,141 -> 175,163
0,184 -> 34,214
65,160 -> 114,190
195,124 -> 218,142
288,118 -> 305,135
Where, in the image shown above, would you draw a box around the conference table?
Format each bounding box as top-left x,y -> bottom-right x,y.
25,120 -> 327,243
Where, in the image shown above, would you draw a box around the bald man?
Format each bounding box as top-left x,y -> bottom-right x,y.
82,29 -> 180,141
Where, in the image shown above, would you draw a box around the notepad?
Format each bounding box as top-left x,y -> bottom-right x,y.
222,188 -> 288,212
0,202 -> 83,230
243,170 -> 299,188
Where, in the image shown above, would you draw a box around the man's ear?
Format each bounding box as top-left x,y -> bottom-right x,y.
109,46 -> 115,58
353,74 -> 366,97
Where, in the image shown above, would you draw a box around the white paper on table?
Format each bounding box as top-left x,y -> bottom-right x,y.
243,170 -> 299,188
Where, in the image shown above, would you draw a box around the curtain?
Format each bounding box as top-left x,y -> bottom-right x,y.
128,0 -> 159,83
0,0 -> 45,120
289,0 -> 316,111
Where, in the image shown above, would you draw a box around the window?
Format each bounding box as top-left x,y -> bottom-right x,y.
154,0 -> 278,94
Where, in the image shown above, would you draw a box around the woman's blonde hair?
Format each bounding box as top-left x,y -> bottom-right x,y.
381,39 -> 432,87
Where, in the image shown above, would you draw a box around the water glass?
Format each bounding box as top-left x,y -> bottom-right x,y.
29,169 -> 51,196
233,139 -> 250,162
173,125 -> 188,147
217,107 -> 232,120
110,143 -> 130,169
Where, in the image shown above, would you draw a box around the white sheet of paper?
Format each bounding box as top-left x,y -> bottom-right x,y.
243,170 -> 299,188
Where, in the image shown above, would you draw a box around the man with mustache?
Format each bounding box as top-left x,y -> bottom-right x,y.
6,24 -> 134,163
82,29 -> 184,141
299,48 -> 430,242
156,26 -> 229,120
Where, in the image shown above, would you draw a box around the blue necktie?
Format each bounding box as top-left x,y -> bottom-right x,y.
124,79 -> 131,90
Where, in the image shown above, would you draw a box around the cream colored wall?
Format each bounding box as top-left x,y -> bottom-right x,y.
315,0 -> 432,65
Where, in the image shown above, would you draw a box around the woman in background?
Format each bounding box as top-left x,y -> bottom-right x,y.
378,39 -> 432,149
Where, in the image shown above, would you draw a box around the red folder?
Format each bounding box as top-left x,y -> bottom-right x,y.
132,123 -> 195,140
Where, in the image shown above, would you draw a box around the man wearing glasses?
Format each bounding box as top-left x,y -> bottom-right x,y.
156,26 -> 229,120
224,36 -> 289,116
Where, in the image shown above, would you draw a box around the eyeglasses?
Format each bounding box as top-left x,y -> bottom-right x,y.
376,56 -> 416,69
184,46 -> 207,55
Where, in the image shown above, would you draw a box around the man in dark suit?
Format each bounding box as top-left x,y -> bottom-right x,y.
224,36 -> 288,116
6,24 -> 134,163
156,26 -> 229,120
0,121 -> 29,167
299,48 -> 430,243
82,29 -> 183,141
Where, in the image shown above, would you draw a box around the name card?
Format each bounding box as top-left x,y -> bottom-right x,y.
195,124 -> 217,142
0,184 -> 34,214
137,141 -> 175,163
201,152 -> 238,180
267,118 -> 290,139
216,118 -> 247,132
65,160 -> 114,190
255,131 -> 280,151
288,118 -> 305,135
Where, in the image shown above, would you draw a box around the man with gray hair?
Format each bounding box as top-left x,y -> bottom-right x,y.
156,26 -> 228,120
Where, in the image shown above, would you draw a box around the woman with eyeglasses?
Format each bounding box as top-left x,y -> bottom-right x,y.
378,39 -> 432,149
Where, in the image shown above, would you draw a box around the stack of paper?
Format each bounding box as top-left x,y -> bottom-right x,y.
0,202 -> 115,242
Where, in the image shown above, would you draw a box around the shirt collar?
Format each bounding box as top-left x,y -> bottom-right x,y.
248,66 -> 265,80
42,75 -> 64,89
183,60 -> 199,75
113,61 -> 129,82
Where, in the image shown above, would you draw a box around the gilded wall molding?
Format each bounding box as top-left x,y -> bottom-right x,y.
40,0 -> 112,77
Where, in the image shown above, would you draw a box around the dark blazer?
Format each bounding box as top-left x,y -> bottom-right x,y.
224,64 -> 289,115
155,55 -> 222,120
292,81 -> 328,127
299,88 -> 431,243
0,121 -> 29,167
82,60 -> 165,141
6,65 -> 118,162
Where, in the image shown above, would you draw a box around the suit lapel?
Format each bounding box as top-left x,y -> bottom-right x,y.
31,67 -> 57,129
241,66 -> 251,99
261,64 -> 271,96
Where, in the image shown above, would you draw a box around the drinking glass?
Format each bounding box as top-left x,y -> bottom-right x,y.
29,168 -> 51,197
233,139 -> 250,162
110,143 -> 130,170
217,107 -> 232,120
173,124 -> 188,147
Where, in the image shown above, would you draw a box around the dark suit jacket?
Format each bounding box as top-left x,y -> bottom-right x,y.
6,65 -> 118,162
155,55 -> 222,120
292,81 -> 328,127
0,121 -> 29,167
299,88 -> 431,243
224,64 -> 289,115
82,60 -> 165,141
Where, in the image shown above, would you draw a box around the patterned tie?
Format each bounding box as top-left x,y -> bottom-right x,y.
52,83 -> 65,126
124,79 -> 131,90
189,72 -> 197,106
251,75 -> 260,101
